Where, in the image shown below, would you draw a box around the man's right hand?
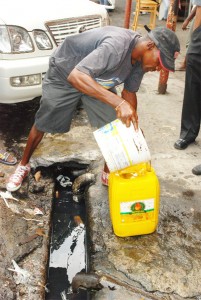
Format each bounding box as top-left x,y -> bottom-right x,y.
116,100 -> 138,129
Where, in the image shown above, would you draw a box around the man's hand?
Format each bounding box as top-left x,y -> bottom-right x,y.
118,88 -> 138,129
116,100 -> 138,129
182,19 -> 189,30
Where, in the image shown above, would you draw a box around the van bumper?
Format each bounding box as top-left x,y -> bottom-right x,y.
0,56 -> 49,104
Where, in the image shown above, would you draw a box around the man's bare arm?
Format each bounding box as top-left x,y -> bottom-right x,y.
182,6 -> 197,30
193,6 -> 201,30
67,68 -> 138,127
122,89 -> 138,110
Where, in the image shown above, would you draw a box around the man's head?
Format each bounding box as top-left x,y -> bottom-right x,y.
144,25 -> 180,72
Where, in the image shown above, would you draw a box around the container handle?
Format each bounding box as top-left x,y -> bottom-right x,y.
118,161 -> 152,176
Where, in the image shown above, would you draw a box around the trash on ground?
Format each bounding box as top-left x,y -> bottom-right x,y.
8,260 -> 32,285
34,207 -> 44,215
0,150 -> 17,166
18,228 -> 47,246
34,170 -> 41,182
0,190 -> 19,208
24,207 -> 44,216
22,217 -> 43,223
72,272 -> 103,293
56,175 -> 72,187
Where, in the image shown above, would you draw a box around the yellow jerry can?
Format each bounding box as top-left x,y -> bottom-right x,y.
108,163 -> 160,237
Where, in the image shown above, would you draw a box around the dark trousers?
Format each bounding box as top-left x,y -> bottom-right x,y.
180,53 -> 201,141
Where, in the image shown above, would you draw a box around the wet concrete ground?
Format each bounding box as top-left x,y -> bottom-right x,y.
0,1 -> 201,299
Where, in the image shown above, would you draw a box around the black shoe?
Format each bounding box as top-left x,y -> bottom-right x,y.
174,138 -> 194,150
192,164 -> 201,175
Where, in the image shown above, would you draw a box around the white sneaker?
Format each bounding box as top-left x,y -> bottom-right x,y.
6,163 -> 31,192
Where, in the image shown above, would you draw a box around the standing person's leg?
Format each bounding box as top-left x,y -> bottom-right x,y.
174,53 -> 201,150
163,0 -> 170,20
191,55 -> 201,175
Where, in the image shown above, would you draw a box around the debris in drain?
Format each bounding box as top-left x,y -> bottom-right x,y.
72,272 -> 103,293
56,175 -> 72,187
71,169 -> 87,177
30,182 -> 45,194
72,173 -> 95,203
34,170 -> 41,182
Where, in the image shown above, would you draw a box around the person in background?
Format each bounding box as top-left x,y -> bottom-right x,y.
174,1 -> 201,176
99,0 -> 110,10
177,5 -> 197,71
190,1 -> 201,175
6,26 -> 180,191
159,0 -> 170,20
99,0 -> 110,4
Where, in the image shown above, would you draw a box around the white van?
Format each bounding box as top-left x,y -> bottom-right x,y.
0,0 -> 109,104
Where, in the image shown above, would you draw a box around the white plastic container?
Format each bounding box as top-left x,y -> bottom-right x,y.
93,119 -> 151,172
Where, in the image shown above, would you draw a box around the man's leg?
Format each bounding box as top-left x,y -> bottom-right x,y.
180,55 -> 201,140
6,125 -> 44,192
21,125 -> 44,166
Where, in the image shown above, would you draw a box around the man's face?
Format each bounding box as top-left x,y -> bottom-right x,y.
141,47 -> 162,72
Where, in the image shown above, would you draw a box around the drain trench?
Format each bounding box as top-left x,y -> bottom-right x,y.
45,165 -> 94,300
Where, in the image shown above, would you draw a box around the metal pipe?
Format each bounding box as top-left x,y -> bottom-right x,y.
158,0 -> 179,94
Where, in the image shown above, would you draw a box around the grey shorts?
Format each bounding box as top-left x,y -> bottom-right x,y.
34,65 -> 116,133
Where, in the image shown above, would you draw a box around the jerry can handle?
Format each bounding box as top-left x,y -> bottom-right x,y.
146,160 -> 151,171
118,161 -> 152,176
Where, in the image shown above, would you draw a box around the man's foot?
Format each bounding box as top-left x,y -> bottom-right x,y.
192,164 -> 201,175
101,170 -> 109,186
6,163 -> 31,192
174,139 -> 194,150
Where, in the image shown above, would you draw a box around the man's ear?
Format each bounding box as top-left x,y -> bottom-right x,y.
146,40 -> 155,50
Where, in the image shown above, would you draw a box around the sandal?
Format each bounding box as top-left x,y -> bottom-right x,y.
101,170 -> 109,186
0,150 -> 17,166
